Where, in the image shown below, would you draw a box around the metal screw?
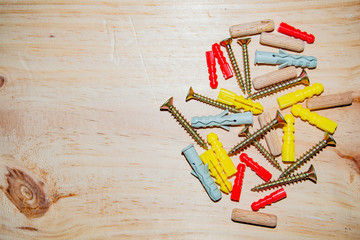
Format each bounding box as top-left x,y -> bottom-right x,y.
228,110 -> 286,156
279,132 -> 336,178
251,164 -> 317,192
220,38 -> 246,94
185,87 -> 242,113
247,70 -> 310,100
160,97 -> 208,150
237,38 -> 252,95
238,126 -> 282,172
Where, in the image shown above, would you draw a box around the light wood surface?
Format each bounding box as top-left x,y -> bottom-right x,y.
0,1 -> 359,239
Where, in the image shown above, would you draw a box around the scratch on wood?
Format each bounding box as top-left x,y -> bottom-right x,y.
17,53 -> 34,81
128,15 -> 158,106
103,19 -> 120,66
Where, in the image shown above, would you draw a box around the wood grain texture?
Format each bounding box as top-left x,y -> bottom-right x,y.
306,92 -> 353,110
258,112 -> 283,156
0,0 -> 359,239
231,208 -> 277,228
229,19 -> 275,38
260,32 -> 305,52
252,66 -> 298,90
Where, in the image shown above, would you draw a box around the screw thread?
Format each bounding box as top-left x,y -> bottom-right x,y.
168,105 -> 208,150
241,44 -> 251,95
226,45 -> 246,94
252,172 -> 309,192
229,119 -> 277,156
252,138 -> 283,172
247,77 -> 303,100
280,139 -> 327,178
192,92 -> 242,113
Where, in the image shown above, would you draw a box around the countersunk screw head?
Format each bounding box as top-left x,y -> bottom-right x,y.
237,38 -> 251,46
238,125 -> 250,137
160,97 -> 173,111
185,87 -> 195,101
298,70 -> 310,86
275,110 -> 287,125
306,164 -> 317,183
220,38 -> 233,46
324,132 -> 336,146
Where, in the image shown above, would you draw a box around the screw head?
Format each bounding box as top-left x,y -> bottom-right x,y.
324,132 -> 336,146
275,110 -> 287,125
237,38 -> 251,46
185,87 -> 195,101
306,164 -> 317,183
298,70 -> 310,86
220,38 -> 233,47
160,97 -> 173,111
238,125 -> 250,137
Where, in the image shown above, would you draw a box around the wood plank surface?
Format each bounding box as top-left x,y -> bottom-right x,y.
0,0 -> 359,239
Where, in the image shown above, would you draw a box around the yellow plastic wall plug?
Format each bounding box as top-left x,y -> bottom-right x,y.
200,150 -> 232,194
277,83 -> 324,109
217,88 -> 263,115
207,132 -> 237,177
291,104 -> 337,134
282,114 -> 295,163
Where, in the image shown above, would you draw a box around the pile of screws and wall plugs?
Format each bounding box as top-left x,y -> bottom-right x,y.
160,20 -> 341,223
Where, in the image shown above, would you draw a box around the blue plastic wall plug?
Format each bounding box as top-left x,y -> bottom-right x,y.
191,110 -> 253,131
181,144 -> 222,202
254,49 -> 317,69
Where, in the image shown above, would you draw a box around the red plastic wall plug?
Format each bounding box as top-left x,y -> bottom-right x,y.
206,51 -> 218,89
230,163 -> 246,202
212,43 -> 233,80
251,188 -> 287,211
239,153 -> 272,182
278,22 -> 315,44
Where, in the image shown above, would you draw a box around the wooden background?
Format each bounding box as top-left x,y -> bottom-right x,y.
0,0 -> 359,239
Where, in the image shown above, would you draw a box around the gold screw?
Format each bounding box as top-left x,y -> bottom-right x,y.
185,87 -> 242,113
247,70 -> 310,100
220,38 -> 246,94
237,38 -> 252,95
238,126 -> 282,172
279,132 -> 335,178
251,164 -> 317,192
160,97 -> 208,150
228,110 -> 286,156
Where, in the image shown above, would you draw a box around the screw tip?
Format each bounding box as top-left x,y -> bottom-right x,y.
228,150 -> 235,157
279,172 -> 286,179
275,165 -> 283,172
